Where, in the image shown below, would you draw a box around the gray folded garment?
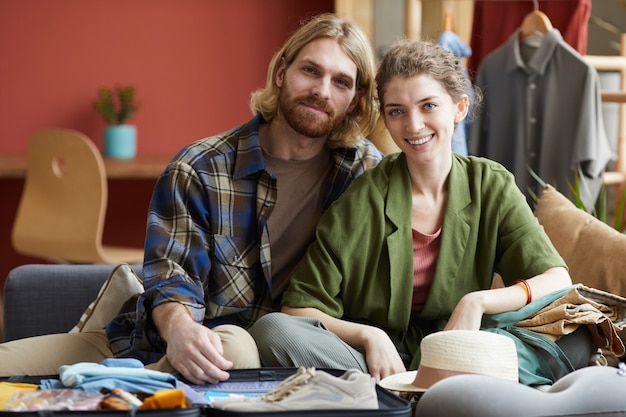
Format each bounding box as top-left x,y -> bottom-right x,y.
416,364 -> 626,417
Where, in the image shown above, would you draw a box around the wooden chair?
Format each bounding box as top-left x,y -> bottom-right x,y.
11,128 -> 145,264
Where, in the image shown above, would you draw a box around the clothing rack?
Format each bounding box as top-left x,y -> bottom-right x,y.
585,34 -> 626,228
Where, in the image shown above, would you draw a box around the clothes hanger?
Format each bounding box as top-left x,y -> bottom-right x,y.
519,0 -> 553,42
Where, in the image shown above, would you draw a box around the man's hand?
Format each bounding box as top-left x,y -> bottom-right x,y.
153,303 -> 233,384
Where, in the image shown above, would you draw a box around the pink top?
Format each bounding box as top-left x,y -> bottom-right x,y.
412,227 -> 442,311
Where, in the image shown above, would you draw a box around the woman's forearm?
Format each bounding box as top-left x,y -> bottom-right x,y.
281,306 -> 382,350
477,266 -> 572,315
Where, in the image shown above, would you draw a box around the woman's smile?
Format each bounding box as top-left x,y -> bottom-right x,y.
406,133 -> 434,146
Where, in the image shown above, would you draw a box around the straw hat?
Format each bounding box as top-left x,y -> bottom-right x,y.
380,330 -> 519,393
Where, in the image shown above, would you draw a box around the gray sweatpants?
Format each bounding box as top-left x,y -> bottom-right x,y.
248,312 -> 369,372
249,313 -> 594,378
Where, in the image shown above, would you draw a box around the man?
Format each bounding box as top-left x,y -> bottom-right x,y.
0,13 -> 383,384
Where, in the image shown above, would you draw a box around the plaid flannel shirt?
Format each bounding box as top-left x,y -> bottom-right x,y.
106,114 -> 384,361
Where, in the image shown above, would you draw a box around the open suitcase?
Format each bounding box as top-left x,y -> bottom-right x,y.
0,368 -> 412,417
0,374 -> 205,417
198,368 -> 413,417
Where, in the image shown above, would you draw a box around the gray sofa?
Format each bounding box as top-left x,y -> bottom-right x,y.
2,263 -> 142,342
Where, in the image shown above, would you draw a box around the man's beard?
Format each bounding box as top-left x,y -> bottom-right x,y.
279,94 -> 341,139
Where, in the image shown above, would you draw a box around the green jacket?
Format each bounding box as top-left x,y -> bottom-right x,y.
281,153 -> 566,368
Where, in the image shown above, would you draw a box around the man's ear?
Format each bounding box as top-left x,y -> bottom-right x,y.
275,57 -> 287,88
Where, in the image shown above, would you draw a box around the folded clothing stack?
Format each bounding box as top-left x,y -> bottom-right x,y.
41,358 -> 177,394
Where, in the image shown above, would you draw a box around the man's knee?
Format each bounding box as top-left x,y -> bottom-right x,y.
213,324 -> 261,368
0,331 -> 112,376
149,325 -> 261,372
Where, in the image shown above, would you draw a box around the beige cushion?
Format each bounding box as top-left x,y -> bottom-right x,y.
69,263 -> 144,333
534,185 -> 626,298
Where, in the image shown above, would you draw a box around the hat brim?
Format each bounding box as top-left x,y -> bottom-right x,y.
379,371 -> 426,393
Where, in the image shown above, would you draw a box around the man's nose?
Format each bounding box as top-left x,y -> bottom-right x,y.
311,77 -> 332,99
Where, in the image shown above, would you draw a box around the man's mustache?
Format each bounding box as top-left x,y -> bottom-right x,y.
300,96 -> 334,116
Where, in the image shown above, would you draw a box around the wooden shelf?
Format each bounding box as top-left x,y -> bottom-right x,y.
585,33 -> 626,228
0,154 -> 170,179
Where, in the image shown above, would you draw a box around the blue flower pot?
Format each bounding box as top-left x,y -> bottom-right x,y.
104,125 -> 137,159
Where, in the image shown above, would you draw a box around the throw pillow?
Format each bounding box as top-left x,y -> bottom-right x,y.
69,263 -> 144,333
534,185 -> 626,298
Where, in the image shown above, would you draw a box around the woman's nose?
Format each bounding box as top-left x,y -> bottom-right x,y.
406,111 -> 425,131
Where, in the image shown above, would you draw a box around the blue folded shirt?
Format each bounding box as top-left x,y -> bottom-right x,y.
40,358 -> 177,394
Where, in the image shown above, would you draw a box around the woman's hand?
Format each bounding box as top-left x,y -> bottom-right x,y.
362,326 -> 406,382
282,306 -> 404,381
444,291 -> 485,330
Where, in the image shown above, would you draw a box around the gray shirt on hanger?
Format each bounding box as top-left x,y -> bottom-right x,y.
469,28 -> 611,210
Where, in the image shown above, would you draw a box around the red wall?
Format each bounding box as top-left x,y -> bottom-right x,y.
0,1 -> 334,290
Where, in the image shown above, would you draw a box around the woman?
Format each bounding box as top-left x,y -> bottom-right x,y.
249,39 -> 575,382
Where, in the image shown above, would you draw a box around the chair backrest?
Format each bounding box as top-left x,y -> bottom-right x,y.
12,128 -> 108,263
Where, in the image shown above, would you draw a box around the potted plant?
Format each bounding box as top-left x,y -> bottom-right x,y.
93,85 -> 139,159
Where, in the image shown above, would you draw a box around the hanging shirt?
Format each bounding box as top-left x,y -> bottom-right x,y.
469,29 -> 611,210
438,30 -> 472,157
467,0 -> 591,79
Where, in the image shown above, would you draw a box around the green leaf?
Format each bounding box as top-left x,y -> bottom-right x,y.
93,85 -> 139,125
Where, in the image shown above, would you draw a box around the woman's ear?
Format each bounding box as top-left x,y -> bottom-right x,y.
454,95 -> 470,124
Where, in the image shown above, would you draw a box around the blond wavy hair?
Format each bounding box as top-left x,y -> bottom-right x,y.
250,13 -> 378,148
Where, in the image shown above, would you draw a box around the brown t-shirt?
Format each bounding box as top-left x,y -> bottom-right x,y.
264,147 -> 332,303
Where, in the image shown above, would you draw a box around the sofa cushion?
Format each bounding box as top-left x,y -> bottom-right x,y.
2,264 -> 143,342
534,185 -> 626,298
69,263 -> 144,333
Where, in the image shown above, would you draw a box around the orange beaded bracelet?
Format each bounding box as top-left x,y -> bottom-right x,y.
513,279 -> 532,305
